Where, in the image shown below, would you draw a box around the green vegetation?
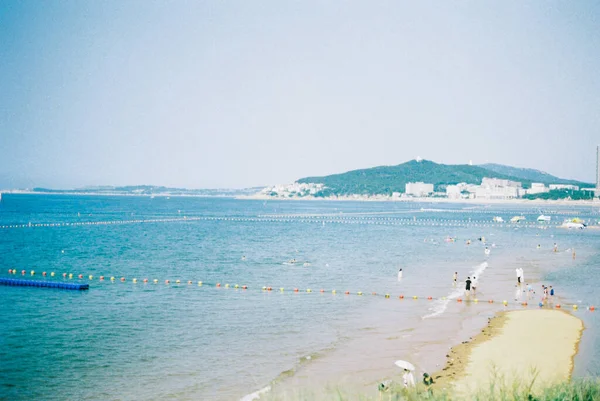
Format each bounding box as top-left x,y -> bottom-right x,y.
523,189 -> 596,201
264,379 -> 600,401
479,163 -> 590,187
297,160 -> 588,196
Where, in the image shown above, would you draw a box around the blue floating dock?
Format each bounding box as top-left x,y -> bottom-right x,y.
0,278 -> 89,290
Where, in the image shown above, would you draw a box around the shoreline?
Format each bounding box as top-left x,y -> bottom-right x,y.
2,190 -> 600,206
432,309 -> 584,397
239,194 -> 600,206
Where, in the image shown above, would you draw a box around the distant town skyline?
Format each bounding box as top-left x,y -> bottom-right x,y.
1,1 -> 599,189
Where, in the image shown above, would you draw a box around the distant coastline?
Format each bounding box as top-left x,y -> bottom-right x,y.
2,189 -> 600,206
238,193 -> 600,206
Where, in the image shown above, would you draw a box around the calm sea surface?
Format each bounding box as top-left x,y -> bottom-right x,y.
1,195 -> 599,400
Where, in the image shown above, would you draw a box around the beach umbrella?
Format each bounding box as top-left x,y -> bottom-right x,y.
394,360 -> 415,371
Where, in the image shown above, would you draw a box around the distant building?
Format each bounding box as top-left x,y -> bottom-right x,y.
405,182 -> 434,197
446,185 -> 462,199
481,177 -> 522,188
475,177 -> 522,199
527,183 -> 549,195
549,184 -> 579,191
446,183 -> 472,199
597,145 -> 600,196
475,186 -> 519,199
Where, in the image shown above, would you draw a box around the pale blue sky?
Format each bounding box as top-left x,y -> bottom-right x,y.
1,1 -> 599,189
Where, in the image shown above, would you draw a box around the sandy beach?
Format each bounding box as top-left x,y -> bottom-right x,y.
433,309 -> 583,397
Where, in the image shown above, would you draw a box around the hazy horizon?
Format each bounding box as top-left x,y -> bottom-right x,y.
1,1 -> 599,189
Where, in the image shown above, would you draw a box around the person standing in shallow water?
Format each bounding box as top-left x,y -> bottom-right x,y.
453,272 -> 458,286
465,277 -> 472,296
398,268 -> 403,281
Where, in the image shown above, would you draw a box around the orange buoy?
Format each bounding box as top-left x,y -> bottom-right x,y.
100,276 -> 105,280
121,277 -> 126,282
294,288 -> 299,292
556,304 -> 561,308
215,282 -> 220,287
242,285 -> 247,289
188,280 -> 193,284
78,274 -> 83,279
522,301 -> 528,306
372,292 -> 377,295
143,278 -> 148,283
320,289 -> 324,293
267,287 -> 272,291
62,273 -> 67,277
42,272 -> 47,276
457,298 -> 463,302
590,306 -> 595,311
7,269 -> 11,274
427,296 -> 432,300
399,295 -> 404,299
166,280 -> 171,284
489,300 -> 494,303
345,291 -> 350,295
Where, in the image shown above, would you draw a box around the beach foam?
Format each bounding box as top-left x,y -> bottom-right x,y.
239,385 -> 271,401
423,262 -> 488,319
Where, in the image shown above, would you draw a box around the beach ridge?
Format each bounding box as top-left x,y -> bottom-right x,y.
432,309 -> 583,396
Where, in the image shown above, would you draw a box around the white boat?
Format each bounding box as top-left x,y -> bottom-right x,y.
493,216 -> 504,223
563,221 -> 586,229
510,216 -> 526,223
537,215 -> 551,222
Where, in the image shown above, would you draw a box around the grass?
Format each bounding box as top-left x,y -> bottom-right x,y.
262,378 -> 600,401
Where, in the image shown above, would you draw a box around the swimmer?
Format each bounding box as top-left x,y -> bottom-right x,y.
241,255 -> 246,261
537,244 -> 541,249
484,247 -> 491,256
553,243 -> 558,253
453,272 -> 457,285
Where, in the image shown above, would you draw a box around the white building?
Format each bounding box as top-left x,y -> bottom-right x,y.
475,186 -> 519,199
597,145 -> 600,196
549,184 -> 579,191
446,183 -> 473,199
475,177 -> 522,199
527,183 -> 549,195
446,185 -> 462,199
405,182 -> 434,197
481,177 -> 522,188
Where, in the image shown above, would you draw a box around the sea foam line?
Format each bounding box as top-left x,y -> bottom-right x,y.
422,262 -> 488,319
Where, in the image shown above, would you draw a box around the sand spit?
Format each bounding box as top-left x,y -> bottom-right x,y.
433,309 -> 583,397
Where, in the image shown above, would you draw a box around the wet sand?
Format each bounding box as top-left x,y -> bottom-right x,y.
432,309 -> 583,397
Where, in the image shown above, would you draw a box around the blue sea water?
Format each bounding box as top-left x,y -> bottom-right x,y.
0,194 -> 599,400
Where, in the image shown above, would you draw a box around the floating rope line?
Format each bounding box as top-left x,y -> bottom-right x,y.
2,269 -> 594,311
1,214 -> 589,230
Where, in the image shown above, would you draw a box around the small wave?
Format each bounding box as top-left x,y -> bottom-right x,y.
239,385 -> 271,401
422,262 -> 488,319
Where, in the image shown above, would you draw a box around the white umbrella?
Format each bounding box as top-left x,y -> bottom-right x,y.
394,360 -> 415,371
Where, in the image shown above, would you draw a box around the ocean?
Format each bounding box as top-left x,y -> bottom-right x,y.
1,194 -> 599,400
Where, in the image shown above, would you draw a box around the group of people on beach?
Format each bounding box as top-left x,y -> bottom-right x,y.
514,266 -> 557,303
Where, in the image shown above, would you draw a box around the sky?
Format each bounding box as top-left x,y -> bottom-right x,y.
1,1 -> 599,189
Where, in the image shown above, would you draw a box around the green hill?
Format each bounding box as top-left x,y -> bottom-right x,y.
478,163 -> 591,187
297,160 -> 589,196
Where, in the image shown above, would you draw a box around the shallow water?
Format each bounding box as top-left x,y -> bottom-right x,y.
0,195 -> 598,400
